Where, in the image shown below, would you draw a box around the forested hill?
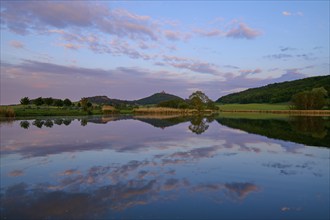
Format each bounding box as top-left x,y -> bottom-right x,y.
135,92 -> 183,105
216,75 -> 330,104
86,92 -> 183,106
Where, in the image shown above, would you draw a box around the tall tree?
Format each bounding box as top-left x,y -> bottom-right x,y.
54,99 -> 64,107
291,87 -> 328,110
34,97 -> 44,106
189,91 -> 215,112
44,97 -> 54,107
63,98 -> 72,107
20,97 -> 30,105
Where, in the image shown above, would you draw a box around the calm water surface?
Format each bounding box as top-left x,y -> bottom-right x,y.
1,115 -> 329,219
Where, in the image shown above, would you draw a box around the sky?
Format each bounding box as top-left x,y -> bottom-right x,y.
0,0 -> 329,105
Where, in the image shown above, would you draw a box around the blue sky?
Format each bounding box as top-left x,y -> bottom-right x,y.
0,0 -> 329,104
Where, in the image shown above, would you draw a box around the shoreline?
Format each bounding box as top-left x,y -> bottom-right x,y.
219,109 -> 330,116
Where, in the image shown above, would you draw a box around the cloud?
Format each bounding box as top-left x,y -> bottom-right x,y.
161,55 -> 220,75
264,53 -> 293,60
280,47 -> 296,52
1,1 -> 158,41
223,65 -> 240,69
50,30 -> 155,60
194,29 -> 222,37
282,11 -> 292,16
226,23 -> 261,39
9,40 -> 24,48
239,68 -> 262,75
60,43 -> 81,50
194,21 -> 261,40
277,69 -> 306,81
2,60 -> 111,77
163,30 -> 190,41
282,11 -> 303,16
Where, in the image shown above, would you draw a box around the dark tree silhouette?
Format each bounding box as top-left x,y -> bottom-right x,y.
20,121 -> 30,129
20,97 -> 30,105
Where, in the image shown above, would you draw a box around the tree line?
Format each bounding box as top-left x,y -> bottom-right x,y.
291,87 -> 328,110
20,97 -> 73,107
157,91 -> 218,111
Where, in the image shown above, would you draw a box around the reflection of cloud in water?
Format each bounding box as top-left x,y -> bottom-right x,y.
8,170 -> 24,177
263,161 -> 318,176
170,146 -> 219,159
192,182 -> 259,201
59,169 -> 81,176
1,177 -> 260,219
224,182 -> 259,200
1,154 -> 262,219
163,178 -> 180,191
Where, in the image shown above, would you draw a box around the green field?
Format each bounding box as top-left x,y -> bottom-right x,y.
217,103 -> 289,111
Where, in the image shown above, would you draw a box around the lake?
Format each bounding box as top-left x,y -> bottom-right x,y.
1,115 -> 329,220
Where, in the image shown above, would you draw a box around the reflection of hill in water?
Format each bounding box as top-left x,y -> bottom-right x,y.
216,116 -> 330,148
95,115 -> 192,129
16,115 -> 330,147
135,116 -> 191,129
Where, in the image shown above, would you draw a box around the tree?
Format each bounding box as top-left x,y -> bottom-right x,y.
54,99 -> 64,107
80,98 -> 92,111
189,91 -> 215,112
20,97 -> 30,105
34,97 -> 44,106
80,98 -> 88,110
291,87 -> 328,110
44,97 -> 54,107
311,87 -> 328,109
63,98 -> 72,107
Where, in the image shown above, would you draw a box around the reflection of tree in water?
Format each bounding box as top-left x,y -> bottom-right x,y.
54,118 -> 63,125
20,121 -> 30,129
63,119 -> 72,126
33,119 -> 44,128
216,116 -> 330,148
189,115 -> 215,134
290,116 -> 328,138
44,119 -> 54,128
21,118 -> 75,129
80,119 -> 88,126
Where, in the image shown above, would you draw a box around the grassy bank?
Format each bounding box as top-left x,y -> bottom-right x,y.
133,107 -> 215,115
0,105 -> 102,118
217,103 -> 330,115
217,103 -> 289,111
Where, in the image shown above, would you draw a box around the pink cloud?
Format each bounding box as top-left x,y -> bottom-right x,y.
161,55 -> 220,75
9,40 -> 24,48
163,30 -> 191,41
239,68 -> 262,74
282,11 -> 292,16
194,29 -> 222,37
1,1 -> 158,41
226,23 -> 261,39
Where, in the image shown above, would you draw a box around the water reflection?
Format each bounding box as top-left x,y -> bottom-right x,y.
1,115 -> 329,219
188,115 -> 210,134
16,115 -> 330,147
216,116 -> 330,148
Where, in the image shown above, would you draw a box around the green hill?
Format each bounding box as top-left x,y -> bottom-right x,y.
86,96 -> 132,105
216,75 -> 330,104
135,92 -> 183,105
86,92 -> 183,106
